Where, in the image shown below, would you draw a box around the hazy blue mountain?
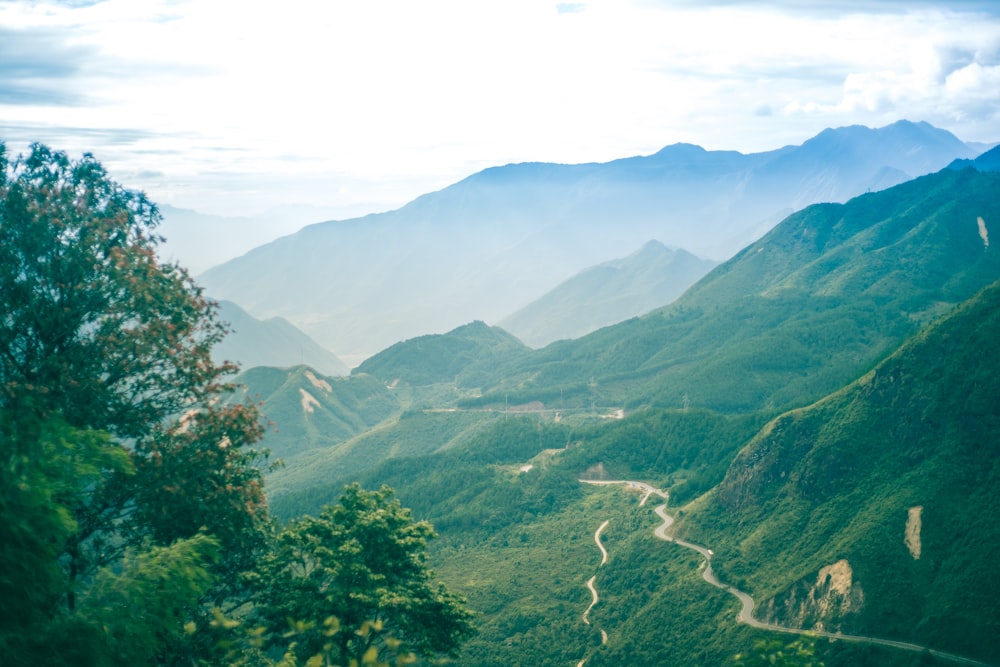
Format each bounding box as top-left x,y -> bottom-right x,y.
199,121 -> 978,365
158,203 -> 353,274
498,241 -> 717,347
213,300 -> 349,376
473,166 -> 1000,414
157,206 -> 281,274
947,143 -> 1000,172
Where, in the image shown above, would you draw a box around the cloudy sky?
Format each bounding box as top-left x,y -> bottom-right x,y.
2,0 -> 1000,229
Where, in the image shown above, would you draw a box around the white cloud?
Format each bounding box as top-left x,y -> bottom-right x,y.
0,0 -> 998,224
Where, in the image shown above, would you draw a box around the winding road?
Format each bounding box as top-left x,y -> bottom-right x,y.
581,521 -> 610,626
581,479 -> 995,667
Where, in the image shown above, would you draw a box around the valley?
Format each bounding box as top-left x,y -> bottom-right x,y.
8,2 -> 1000,663
233,148 -> 1000,666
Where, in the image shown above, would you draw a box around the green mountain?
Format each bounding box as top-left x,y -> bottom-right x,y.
475,167 -> 1000,414
352,320 -> 530,388
686,277 -> 1000,664
251,166 -> 1000,666
214,300 -> 349,376
498,241 -> 718,348
321,284 -> 1000,667
199,121 -> 977,365
947,143 -> 1000,172
230,365 -> 399,461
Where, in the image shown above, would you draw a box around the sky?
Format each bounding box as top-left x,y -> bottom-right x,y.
2,0 -> 1000,233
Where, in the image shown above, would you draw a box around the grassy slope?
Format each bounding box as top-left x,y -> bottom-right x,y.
686,279 -> 1000,663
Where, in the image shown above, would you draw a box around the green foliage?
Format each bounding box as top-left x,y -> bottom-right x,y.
732,637 -> 825,667
251,485 -> 474,665
0,143 -> 269,663
689,279 -> 1000,664
79,534 -> 220,665
0,143 -> 233,437
267,409 -> 504,519
232,365 -> 401,461
471,168 -> 1000,414
353,320 -> 530,389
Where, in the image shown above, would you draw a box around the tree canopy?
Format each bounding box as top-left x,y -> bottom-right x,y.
0,143 -> 268,664
0,142 -> 473,665
252,484 -> 475,665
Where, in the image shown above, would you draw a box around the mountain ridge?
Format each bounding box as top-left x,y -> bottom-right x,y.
498,241 -> 717,347
199,121 -> 979,365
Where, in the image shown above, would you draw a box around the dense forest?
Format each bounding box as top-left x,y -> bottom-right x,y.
0,144 -> 473,666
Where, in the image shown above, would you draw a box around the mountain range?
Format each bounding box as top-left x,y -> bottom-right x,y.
265,162 -> 1000,504
225,150 -> 1000,665
471,165 -> 1000,414
212,300 -> 348,376
199,120 -> 980,366
498,241 -> 717,347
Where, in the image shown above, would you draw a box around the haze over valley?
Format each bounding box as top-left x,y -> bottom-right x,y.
5,1 -> 1000,665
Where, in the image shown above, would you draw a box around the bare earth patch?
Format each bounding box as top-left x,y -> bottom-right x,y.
305,370 -> 332,392
905,505 -> 923,560
300,388 -> 321,414
817,559 -> 853,596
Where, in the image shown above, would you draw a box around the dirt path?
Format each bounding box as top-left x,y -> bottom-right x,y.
590,480 -> 995,667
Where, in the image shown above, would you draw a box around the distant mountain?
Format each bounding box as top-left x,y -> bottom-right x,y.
213,300 -> 349,376
353,320 -> 530,388
157,206 -> 282,275
158,204 -> 357,274
947,143 -> 1000,172
230,365 -> 398,461
695,278 -> 1000,663
472,166 -> 1000,414
199,121 -> 979,365
498,241 -> 717,347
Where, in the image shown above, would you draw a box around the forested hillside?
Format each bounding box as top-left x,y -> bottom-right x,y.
498,241 -> 717,348
245,163 -> 1000,666
469,167 -> 1000,414
693,278 -> 1000,663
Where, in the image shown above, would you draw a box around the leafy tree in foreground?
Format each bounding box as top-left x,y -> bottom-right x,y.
252,484 -> 475,665
0,142 -> 268,664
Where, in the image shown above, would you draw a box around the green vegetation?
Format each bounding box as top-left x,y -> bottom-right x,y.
0,144 -> 472,665
0,143 -> 269,664
469,168 -> 1000,414
231,365 -> 401,460
687,279 -> 1000,664
353,320 -> 530,389
250,485 -> 474,665
7,141 -> 998,665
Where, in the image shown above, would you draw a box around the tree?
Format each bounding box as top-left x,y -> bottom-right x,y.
731,637 -> 825,667
252,484 -> 475,665
0,142 -> 269,664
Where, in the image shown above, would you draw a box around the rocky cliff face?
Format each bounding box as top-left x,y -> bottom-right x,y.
758,559 -> 865,633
